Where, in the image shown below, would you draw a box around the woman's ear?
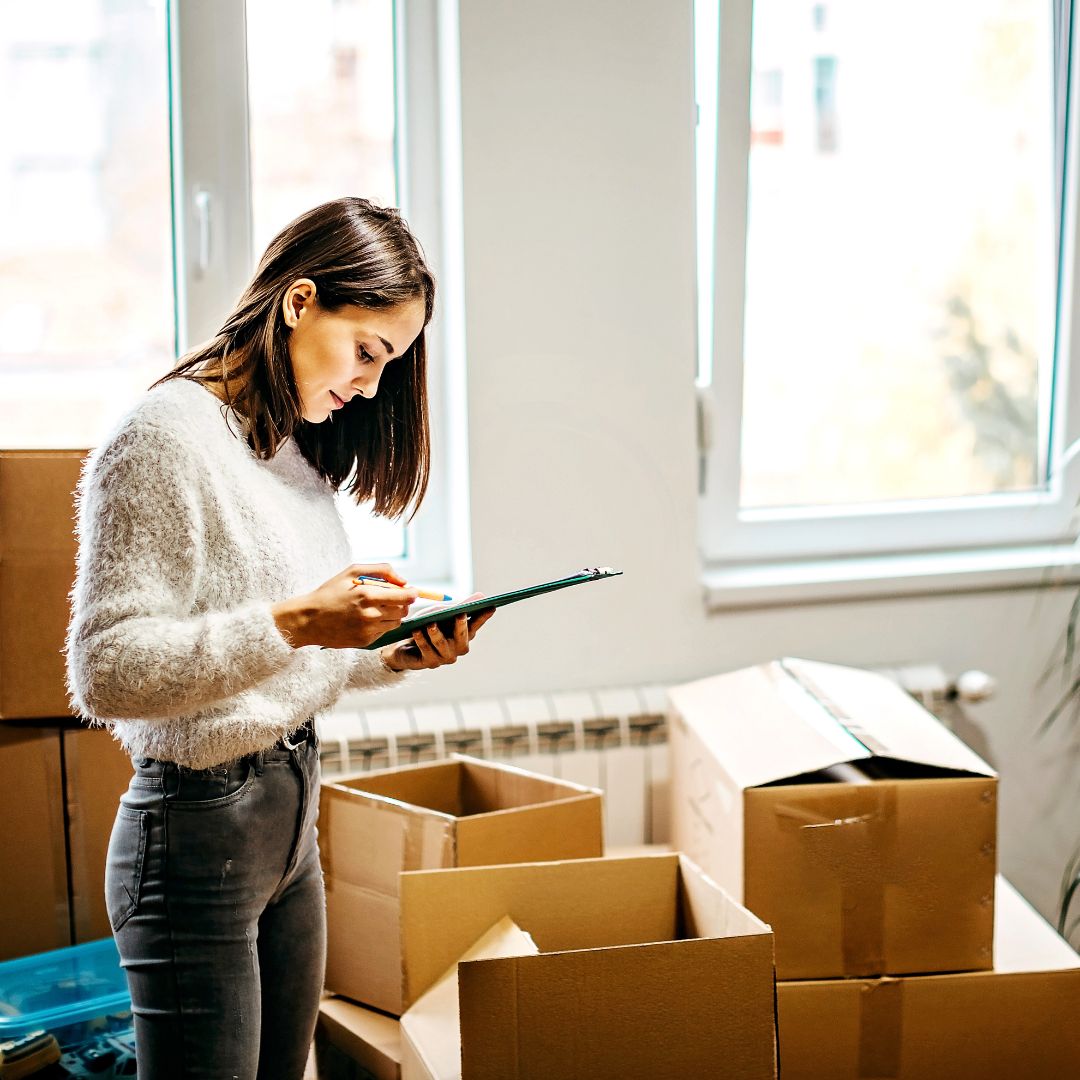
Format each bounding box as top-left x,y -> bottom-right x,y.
282,278 -> 318,328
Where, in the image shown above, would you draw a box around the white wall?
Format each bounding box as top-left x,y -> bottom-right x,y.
351,0 -> 1080,928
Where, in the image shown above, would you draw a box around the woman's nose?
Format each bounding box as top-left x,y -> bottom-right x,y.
356,373 -> 382,399
359,358 -> 390,398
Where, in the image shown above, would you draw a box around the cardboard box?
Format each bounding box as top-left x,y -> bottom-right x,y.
397,852 -> 778,1079
63,725 -> 135,943
0,450 -> 85,719
669,657 -> 998,979
319,754 -> 604,1014
317,996 -> 403,1080
0,722 -> 133,961
777,876 -> 1080,1079
0,725 -> 70,960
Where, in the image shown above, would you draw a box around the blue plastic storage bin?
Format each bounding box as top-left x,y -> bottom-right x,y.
0,936 -> 132,1054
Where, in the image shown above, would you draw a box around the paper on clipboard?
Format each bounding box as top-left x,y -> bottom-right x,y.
364,566 -> 623,650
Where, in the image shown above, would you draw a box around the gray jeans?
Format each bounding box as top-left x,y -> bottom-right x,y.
105,732 -> 325,1079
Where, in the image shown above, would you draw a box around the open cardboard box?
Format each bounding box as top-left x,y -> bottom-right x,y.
777,875 -> 1080,1079
669,657 -> 998,979
396,851 -> 778,1079
0,450 -> 85,719
319,754 -> 604,1014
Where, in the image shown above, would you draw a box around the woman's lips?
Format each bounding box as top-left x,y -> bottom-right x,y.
329,390 -> 345,409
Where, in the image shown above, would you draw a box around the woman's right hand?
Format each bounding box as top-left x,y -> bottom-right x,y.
270,563 -> 419,649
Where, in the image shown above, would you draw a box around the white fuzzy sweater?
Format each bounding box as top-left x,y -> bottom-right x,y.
65,378 -> 408,768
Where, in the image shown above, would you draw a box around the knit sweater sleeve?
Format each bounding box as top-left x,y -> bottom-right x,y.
345,648 -> 412,691
65,420 -> 297,721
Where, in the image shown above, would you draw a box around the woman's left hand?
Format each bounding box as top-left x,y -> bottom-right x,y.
380,594 -> 495,673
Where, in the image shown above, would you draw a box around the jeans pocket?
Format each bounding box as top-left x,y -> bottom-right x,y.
105,806 -> 149,933
168,762 -> 257,810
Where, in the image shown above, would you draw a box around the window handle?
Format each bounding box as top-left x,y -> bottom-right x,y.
696,384 -> 715,496
193,187 -> 212,277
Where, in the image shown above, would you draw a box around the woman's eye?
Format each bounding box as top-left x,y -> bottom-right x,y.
358,345 -> 375,364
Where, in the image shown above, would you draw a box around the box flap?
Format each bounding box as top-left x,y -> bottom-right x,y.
329,760 -> 464,818
325,755 -> 600,819
669,657 -> 994,789
676,853 -> 771,939
400,917 -> 538,1080
994,876 -> 1080,974
455,794 -> 603,867
318,997 -> 403,1080
453,753 -> 601,813
399,854 -> 680,1009
319,783 -> 455,890
784,658 -> 995,778
323,879 -> 405,1013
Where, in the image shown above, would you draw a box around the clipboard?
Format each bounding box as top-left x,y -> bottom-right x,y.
365,566 -> 623,650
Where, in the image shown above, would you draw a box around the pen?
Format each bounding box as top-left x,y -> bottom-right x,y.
352,575 -> 452,603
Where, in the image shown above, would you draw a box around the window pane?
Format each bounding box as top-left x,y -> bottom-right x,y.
246,0 -> 403,560
741,0 -> 1053,510
246,0 -> 397,255
0,1 -> 174,448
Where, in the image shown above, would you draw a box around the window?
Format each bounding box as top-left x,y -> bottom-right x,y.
0,2 -> 174,449
696,0 -> 1080,571
0,0 -> 456,580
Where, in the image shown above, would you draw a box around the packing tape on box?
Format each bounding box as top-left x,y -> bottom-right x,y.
403,811 -> 454,870
775,783 -> 898,975
857,977 -> 903,1078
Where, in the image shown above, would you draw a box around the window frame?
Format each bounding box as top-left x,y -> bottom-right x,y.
170,0 -> 462,585
697,0 -> 1080,570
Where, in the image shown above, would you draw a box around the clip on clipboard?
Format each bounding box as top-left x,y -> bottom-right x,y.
364,566 -> 623,650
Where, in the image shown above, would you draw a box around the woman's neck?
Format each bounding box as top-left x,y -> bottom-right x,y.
190,358 -> 247,408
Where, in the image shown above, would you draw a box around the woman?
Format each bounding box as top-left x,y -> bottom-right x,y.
65,197 -> 491,1078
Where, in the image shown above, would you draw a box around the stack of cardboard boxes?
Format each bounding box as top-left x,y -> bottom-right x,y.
316,656 -> 1080,1078
669,656 -> 1080,1078
315,756 -> 781,1078
0,451 -> 132,962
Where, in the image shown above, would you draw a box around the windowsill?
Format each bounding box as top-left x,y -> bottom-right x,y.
703,543 -> 1080,611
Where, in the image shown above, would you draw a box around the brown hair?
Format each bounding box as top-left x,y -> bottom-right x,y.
156,197 -> 434,520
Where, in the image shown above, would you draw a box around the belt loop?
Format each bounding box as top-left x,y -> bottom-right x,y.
282,717 -> 315,751
254,749 -> 266,777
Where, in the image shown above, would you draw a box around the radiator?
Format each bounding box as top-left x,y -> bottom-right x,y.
319,684 -> 671,848
318,664 -> 991,849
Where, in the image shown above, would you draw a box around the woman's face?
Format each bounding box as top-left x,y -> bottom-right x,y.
283,279 -> 427,423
